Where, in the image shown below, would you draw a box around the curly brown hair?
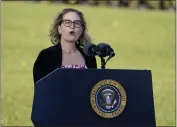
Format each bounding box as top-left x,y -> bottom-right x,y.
49,8 -> 92,47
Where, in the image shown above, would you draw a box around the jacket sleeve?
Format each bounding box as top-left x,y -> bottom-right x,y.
90,56 -> 97,69
33,50 -> 50,84
93,56 -> 97,68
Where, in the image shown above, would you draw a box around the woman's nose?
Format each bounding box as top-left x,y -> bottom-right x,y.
70,23 -> 75,29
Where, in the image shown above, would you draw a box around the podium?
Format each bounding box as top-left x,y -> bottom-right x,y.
31,69 -> 156,127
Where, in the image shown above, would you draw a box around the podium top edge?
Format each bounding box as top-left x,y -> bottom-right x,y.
59,68 -> 152,71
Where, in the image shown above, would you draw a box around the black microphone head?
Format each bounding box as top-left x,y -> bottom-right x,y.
97,43 -> 114,57
83,42 -> 97,56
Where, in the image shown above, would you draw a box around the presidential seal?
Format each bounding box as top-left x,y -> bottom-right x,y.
90,79 -> 127,118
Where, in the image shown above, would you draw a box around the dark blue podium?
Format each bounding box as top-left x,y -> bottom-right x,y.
31,68 -> 156,127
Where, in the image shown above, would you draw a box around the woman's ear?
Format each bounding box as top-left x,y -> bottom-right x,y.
58,25 -> 61,34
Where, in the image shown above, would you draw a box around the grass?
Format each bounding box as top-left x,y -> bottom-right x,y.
1,1 -> 175,126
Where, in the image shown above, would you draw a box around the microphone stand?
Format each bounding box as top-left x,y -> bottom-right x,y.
99,52 -> 115,69
99,56 -> 106,69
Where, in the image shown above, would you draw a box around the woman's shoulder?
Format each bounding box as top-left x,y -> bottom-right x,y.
36,44 -> 61,61
34,44 -> 61,65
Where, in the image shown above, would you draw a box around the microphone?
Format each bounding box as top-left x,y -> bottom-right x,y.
83,42 -> 101,56
96,43 -> 115,57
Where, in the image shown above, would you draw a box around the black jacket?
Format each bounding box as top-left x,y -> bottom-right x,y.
33,43 -> 97,83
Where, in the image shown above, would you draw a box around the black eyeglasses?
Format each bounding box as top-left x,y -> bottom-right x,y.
62,19 -> 83,28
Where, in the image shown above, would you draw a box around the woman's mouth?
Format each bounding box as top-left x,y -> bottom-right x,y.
69,31 -> 75,36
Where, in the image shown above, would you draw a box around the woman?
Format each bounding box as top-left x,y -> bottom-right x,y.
33,8 -> 97,83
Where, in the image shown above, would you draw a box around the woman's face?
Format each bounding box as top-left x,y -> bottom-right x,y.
58,12 -> 83,43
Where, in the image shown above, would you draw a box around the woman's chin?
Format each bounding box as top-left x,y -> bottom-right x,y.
66,38 -> 78,43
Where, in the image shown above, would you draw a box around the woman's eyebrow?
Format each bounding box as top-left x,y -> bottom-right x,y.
63,19 -> 81,21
